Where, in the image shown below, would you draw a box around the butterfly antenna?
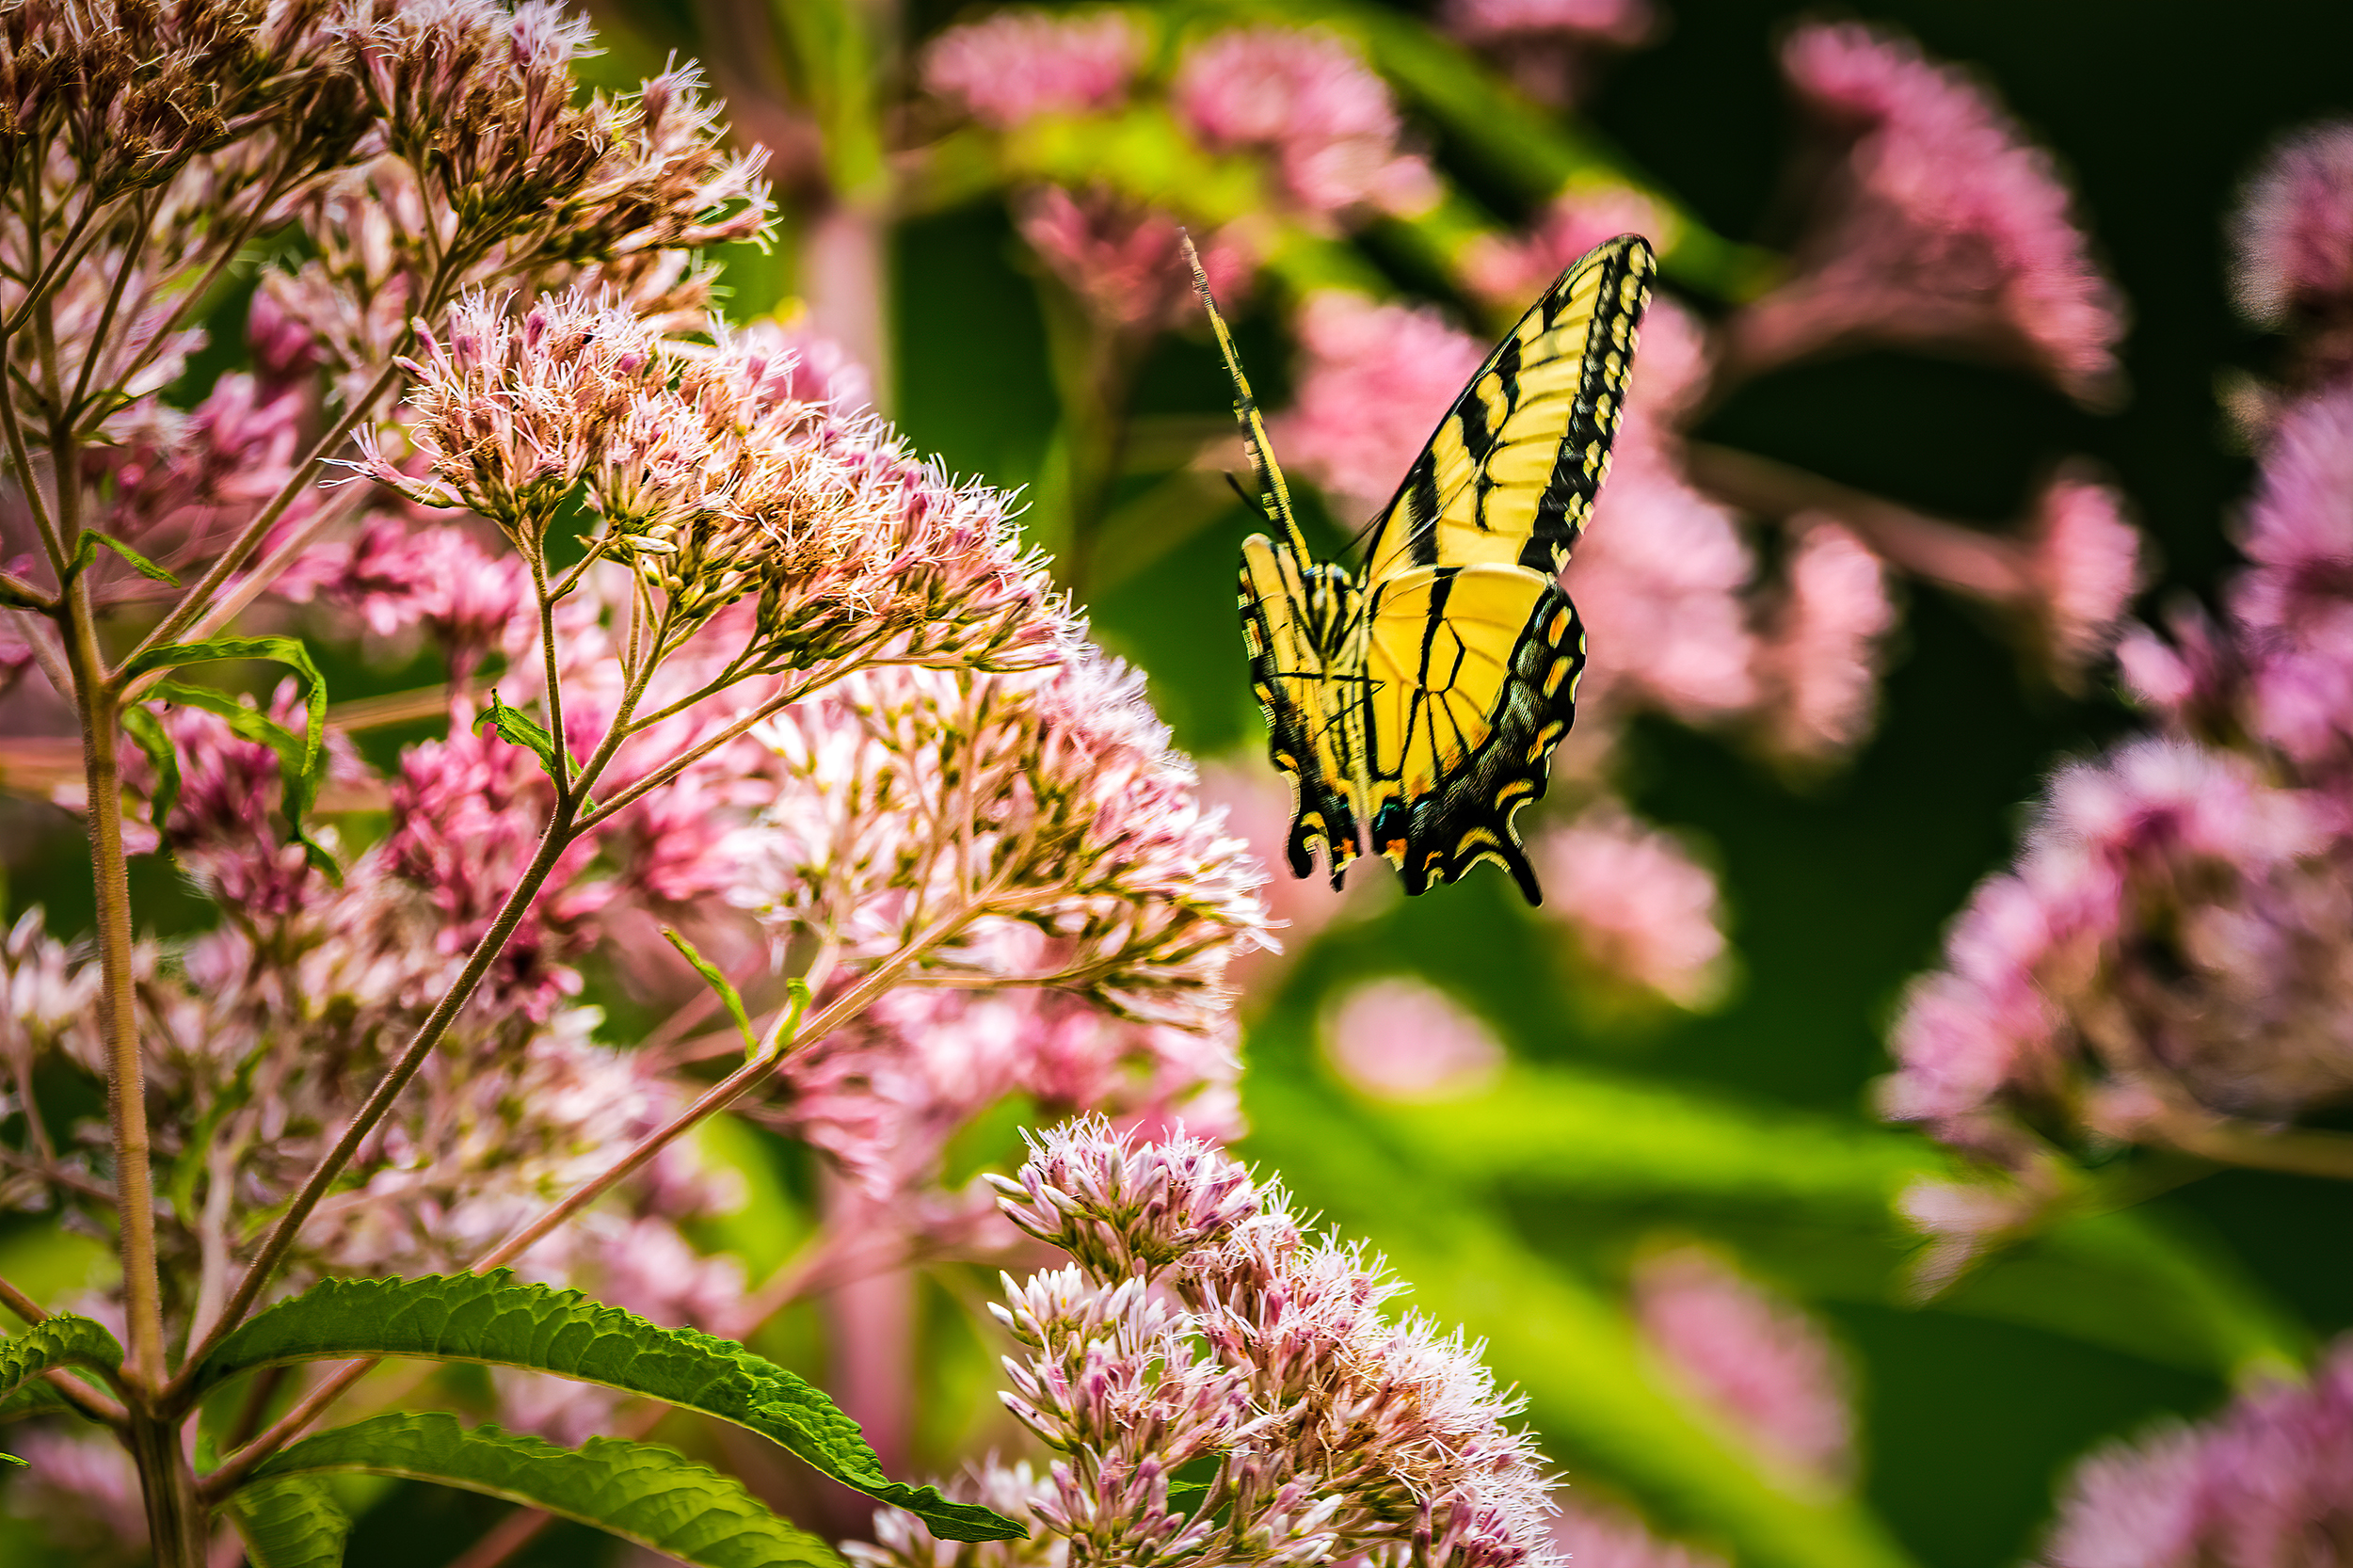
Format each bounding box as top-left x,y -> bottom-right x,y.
1183,232 -> 1310,558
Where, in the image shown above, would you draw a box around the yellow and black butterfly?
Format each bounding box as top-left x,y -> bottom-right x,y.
1190,233 -> 1655,904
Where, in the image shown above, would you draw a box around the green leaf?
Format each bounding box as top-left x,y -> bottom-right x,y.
70,529 -> 181,585
0,1315 -> 122,1400
0,1380 -> 73,1423
244,1413 -> 840,1568
0,1316 -> 122,1464
145,681 -> 337,879
473,689 -> 587,806
225,1476 -> 351,1568
190,1272 -> 1024,1543
122,635 -> 335,878
120,701 -> 181,838
662,926 -> 761,1059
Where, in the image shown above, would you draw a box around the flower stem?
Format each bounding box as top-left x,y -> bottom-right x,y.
166,793 -> 586,1402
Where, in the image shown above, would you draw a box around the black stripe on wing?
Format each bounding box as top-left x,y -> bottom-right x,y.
1368,578 -> 1587,904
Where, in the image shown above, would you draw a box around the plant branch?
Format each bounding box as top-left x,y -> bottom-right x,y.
121,355 -> 407,670
166,794 -> 586,1402
2150,1117 -> 2353,1183
1683,440 -> 2031,601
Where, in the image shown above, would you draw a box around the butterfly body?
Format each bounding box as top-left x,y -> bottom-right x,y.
1202,233 -> 1654,905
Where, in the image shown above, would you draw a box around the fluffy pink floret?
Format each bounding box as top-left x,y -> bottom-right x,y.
920,8 -> 1145,131
1321,975 -> 1506,1101
1273,290 -> 1490,521
2233,120 -> 2353,325
1759,520 -> 1897,760
1739,24 -> 2125,403
1634,1248 -> 1854,1482
1174,26 -> 1439,219
2025,472 -> 2144,676
2231,385 -> 2353,761
1535,808 -> 1729,1008
2042,1341 -> 2353,1568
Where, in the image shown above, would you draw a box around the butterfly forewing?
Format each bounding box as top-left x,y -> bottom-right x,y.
1364,236 -> 1654,585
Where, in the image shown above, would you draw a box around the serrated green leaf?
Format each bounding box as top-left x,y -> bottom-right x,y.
244,1413 -> 840,1568
120,701 -> 181,838
122,635 -> 335,878
0,1315 -> 122,1399
70,528 -> 181,585
225,1476 -> 351,1568
0,1316 -> 122,1460
191,1272 -> 1023,1543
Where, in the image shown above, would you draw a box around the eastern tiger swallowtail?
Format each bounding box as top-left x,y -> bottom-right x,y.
1190,232 -> 1655,905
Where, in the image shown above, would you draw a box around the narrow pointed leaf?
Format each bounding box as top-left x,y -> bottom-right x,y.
473,689 -> 589,804
120,702 -> 182,835
145,681 -> 336,878
242,1413 -> 840,1568
225,1476 -> 351,1568
189,1272 -> 1023,1542
121,635 -> 335,877
662,927 -> 760,1058
72,528 -> 181,585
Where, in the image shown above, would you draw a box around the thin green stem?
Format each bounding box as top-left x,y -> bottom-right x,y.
121,356 -> 406,672
64,189 -> 153,421
531,554 -> 570,793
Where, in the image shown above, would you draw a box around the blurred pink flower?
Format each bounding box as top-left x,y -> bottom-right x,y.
1321,975 -> 1507,1101
1569,445 -> 1762,724
2231,384 -> 2353,764
1273,290 -> 1490,521
1174,26 -> 1439,220
2233,120 -> 2353,328
1464,187 -> 1673,308
1731,24 -> 2125,404
1884,735 -> 2353,1148
1443,0 -> 1651,47
1439,0 -> 1654,106
295,517 -> 532,680
1016,185 -> 1254,332
921,8 -> 1146,131
1634,1247 -> 1854,1484
2024,471 -> 2145,678
2041,1340 -> 2353,1568
1535,808 -> 1731,1009
1549,1504 -> 1726,1568
1758,520 -> 1897,760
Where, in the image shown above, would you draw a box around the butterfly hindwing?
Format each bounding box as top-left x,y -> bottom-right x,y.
1360,562 -> 1586,902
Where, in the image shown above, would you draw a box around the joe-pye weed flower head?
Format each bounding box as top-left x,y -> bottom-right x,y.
853,1118 -> 1561,1568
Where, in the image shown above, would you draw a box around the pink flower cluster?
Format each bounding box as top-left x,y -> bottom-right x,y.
1633,1248 -> 1854,1485
920,8 -> 1146,132
2041,1339 -> 2353,1567
1884,132 -> 2353,1201
1174,27 -> 1438,221
849,1119 -> 1561,1568
2233,120 -> 2353,335
1016,186 -> 1254,334
1321,976 -> 1506,1101
1731,24 -> 2126,404
728,652 -> 1268,1197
